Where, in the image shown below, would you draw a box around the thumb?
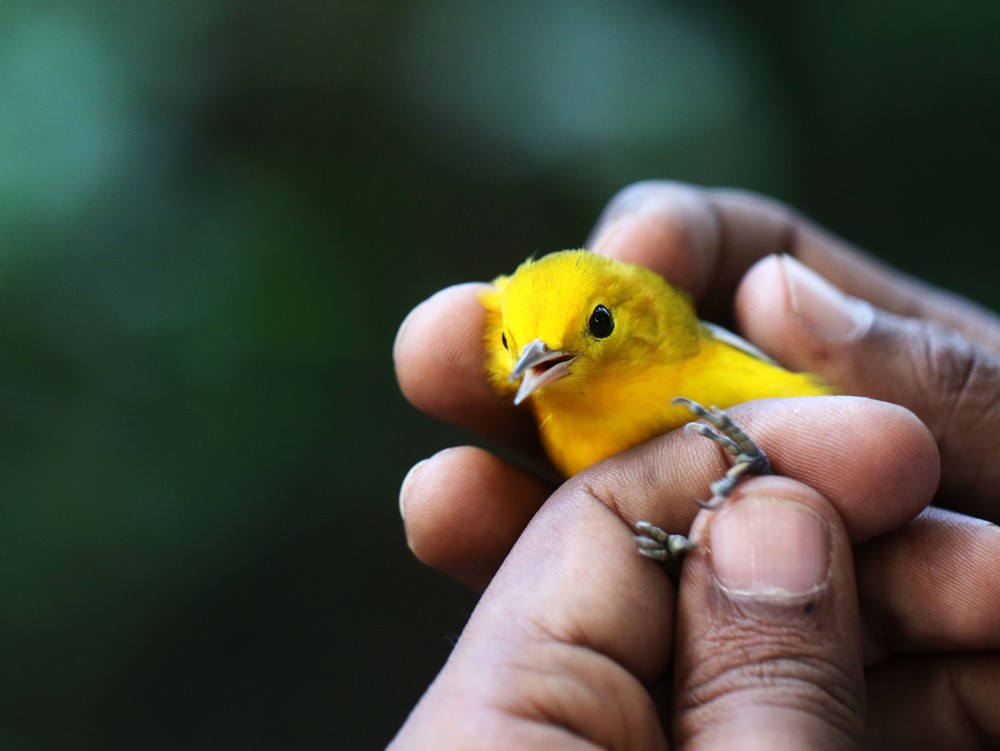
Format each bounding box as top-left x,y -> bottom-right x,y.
736,253 -> 1000,519
673,476 -> 865,749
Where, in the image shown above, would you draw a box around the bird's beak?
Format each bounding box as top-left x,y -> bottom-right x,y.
509,338 -> 578,405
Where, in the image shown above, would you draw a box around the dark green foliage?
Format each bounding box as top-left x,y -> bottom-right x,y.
0,1 -> 997,747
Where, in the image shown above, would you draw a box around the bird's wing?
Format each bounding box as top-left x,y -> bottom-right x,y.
700,321 -> 779,366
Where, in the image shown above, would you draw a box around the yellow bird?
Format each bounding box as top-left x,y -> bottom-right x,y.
481,249 -> 830,480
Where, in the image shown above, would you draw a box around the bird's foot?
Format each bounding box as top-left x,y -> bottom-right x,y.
633,398 -> 772,561
634,521 -> 696,562
672,397 -> 771,509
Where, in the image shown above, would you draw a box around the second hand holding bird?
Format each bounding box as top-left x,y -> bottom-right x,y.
481,249 -> 830,560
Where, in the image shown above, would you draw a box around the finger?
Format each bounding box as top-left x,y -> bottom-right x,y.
867,652 -> 1000,748
855,506 -> 1000,661
588,180 -> 726,300
393,283 -> 544,456
399,447 -> 550,590
590,396 -> 937,545
736,254 -> 1000,518
708,188 -> 1000,350
390,466 -> 674,750
673,476 -> 866,748
400,398 -> 937,593
590,181 -> 1000,350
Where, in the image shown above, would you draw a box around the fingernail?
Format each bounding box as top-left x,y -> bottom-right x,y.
779,255 -> 873,341
399,460 -> 428,520
710,497 -> 830,597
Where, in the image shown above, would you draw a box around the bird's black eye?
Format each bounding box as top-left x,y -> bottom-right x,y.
501,332 -> 508,350
588,305 -> 614,338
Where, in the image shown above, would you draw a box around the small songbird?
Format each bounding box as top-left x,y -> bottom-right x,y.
481,249 -> 830,545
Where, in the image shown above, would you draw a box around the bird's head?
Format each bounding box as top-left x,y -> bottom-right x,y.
483,249 -> 700,405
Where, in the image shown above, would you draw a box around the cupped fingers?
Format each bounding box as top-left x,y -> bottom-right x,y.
736,254 -> 1000,519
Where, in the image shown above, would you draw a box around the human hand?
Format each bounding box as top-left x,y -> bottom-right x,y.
392,183 -> 1000,745
395,181 -> 1000,533
588,182 -> 1000,522
390,402 -> 1000,748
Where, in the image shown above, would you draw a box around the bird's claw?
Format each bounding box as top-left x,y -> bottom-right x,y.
634,520 -> 696,561
633,399 -> 772,561
672,397 -> 771,509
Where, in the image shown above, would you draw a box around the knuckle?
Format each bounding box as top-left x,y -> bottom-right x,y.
676,631 -> 865,743
873,315 -> 1000,504
905,318 -> 1000,437
912,321 -> 978,400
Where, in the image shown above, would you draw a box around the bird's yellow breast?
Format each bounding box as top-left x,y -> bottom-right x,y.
528,334 -> 827,476
481,249 -> 830,477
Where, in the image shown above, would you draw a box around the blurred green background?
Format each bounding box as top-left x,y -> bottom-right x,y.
1,1 -> 998,748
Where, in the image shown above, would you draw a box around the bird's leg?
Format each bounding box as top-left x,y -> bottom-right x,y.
672,397 -> 771,510
633,397 -> 772,561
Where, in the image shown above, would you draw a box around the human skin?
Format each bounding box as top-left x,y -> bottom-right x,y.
391,182 -> 1000,747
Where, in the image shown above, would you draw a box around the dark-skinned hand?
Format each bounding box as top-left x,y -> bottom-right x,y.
390,182 -> 1000,748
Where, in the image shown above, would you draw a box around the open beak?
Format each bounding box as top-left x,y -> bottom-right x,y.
509,338 -> 578,405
